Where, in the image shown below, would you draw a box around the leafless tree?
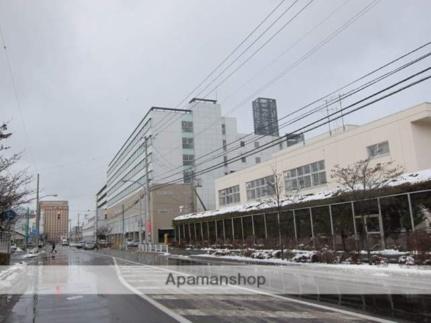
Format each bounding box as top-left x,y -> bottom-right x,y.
0,123 -> 32,230
331,158 -> 403,194
268,166 -> 286,258
331,158 -> 403,262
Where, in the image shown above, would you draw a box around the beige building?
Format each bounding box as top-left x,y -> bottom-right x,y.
41,201 -> 69,242
215,102 -> 431,209
106,183 -> 193,244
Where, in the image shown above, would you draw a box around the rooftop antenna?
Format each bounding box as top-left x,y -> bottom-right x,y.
338,94 -> 346,131
325,99 -> 332,136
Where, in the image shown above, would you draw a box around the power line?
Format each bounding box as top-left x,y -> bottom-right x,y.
152,0 -> 380,166
156,39 -> 429,183
173,0 -> 288,109
151,67 -> 431,191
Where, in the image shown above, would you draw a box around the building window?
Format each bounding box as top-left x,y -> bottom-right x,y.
221,124 -> 226,135
246,175 -> 274,200
222,139 -> 227,151
255,157 -> 261,164
183,154 -> 194,166
240,141 -> 245,147
254,141 -> 260,148
183,169 -> 193,183
181,121 -> 193,133
367,141 -> 390,158
218,185 -> 240,206
241,156 -> 246,163
284,160 -> 326,191
182,137 -> 194,149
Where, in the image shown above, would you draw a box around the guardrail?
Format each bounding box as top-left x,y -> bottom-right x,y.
138,243 -> 169,253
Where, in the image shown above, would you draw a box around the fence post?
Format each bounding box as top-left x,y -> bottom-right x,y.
309,208 -> 315,249
222,219 -> 226,243
377,197 -> 386,249
240,217 -> 244,245
293,210 -> 298,241
263,213 -> 268,240
214,220 -> 218,242
231,218 -> 235,241
407,193 -> 415,232
329,205 -> 335,250
251,215 -> 256,245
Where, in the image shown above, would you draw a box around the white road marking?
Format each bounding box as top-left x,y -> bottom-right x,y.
106,252 -> 396,323
112,257 -> 191,323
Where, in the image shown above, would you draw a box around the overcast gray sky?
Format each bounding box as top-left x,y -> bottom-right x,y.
1,0 -> 430,225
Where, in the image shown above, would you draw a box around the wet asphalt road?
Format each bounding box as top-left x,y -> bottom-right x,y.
2,247 -> 176,323
1,247 -> 386,323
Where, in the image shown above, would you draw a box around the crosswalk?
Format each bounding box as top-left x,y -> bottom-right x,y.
113,258 -> 391,323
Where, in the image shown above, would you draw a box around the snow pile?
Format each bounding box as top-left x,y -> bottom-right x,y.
174,168 -> 431,221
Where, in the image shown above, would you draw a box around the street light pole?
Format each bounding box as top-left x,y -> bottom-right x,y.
35,173 -> 40,249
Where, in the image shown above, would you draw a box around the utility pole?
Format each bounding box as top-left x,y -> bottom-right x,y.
122,204 -> 125,249
338,94 -> 346,131
35,173 -> 40,249
95,198 -> 98,245
77,213 -> 80,241
25,208 -> 30,251
144,136 -> 151,243
325,100 -> 332,136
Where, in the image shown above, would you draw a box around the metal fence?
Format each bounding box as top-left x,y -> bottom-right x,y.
0,231 -> 11,254
139,243 -> 169,253
175,189 -> 431,250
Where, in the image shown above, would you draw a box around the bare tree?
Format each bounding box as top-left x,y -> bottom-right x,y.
331,158 -> 403,262
331,158 -> 403,194
0,123 -> 32,230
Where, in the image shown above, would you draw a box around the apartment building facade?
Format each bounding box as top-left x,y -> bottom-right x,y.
215,102 -> 431,209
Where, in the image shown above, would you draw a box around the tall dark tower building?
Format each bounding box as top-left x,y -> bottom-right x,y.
252,97 -> 279,136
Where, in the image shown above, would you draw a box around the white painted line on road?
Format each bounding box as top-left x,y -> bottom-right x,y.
107,253 -> 395,323
112,257 -> 191,323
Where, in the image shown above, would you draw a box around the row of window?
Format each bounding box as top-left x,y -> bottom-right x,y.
107,141 -> 146,186
182,137 -> 194,149
367,141 -> 390,158
219,160 -> 327,206
284,160 -> 327,191
218,185 -> 240,206
246,175 -> 274,201
181,121 -> 193,133
108,121 -> 150,177
183,154 -> 194,166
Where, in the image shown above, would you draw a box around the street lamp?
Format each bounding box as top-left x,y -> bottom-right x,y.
34,173 -> 58,249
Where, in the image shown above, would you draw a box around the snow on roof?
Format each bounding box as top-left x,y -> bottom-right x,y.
174,168 -> 431,221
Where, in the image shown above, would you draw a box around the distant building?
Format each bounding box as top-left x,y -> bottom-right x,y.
103,99 -> 282,242
252,97 -> 279,136
40,201 -> 69,242
82,214 -> 96,242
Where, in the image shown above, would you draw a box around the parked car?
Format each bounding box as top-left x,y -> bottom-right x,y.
126,240 -> 139,247
61,239 -> 69,246
69,241 -> 82,248
83,241 -> 96,250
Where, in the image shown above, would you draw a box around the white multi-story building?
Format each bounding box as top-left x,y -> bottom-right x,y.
104,98 -> 284,242
215,102 -> 431,209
